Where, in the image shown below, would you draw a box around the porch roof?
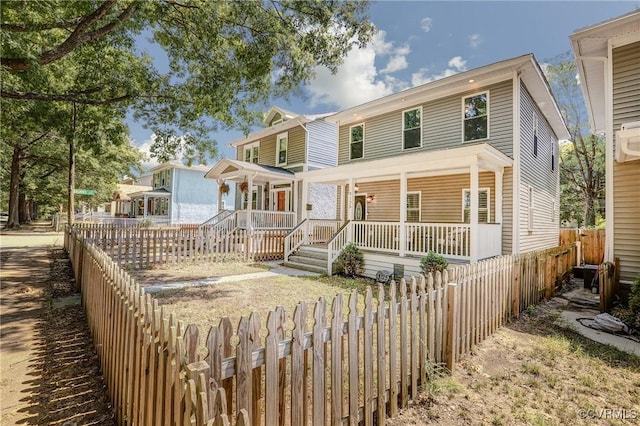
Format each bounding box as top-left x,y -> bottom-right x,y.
129,188 -> 171,198
298,143 -> 513,184
204,158 -> 297,184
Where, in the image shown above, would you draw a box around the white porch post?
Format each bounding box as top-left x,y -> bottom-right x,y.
217,180 -> 223,212
495,170 -> 503,224
399,172 -> 407,257
301,180 -> 309,220
246,174 -> 253,230
143,195 -> 148,218
470,159 -> 479,263
347,177 -> 354,242
291,180 -> 296,215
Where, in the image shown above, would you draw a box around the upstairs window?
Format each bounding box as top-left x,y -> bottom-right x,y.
406,192 -> 421,222
350,124 -> 364,160
276,132 -> 288,166
463,92 -> 489,142
244,142 -> 259,164
403,107 -> 422,149
462,188 -> 490,223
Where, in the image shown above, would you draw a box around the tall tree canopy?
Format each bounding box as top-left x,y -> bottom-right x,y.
545,53 -> 605,227
1,0 -> 375,159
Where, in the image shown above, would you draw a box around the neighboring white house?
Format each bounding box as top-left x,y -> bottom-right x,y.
129,162 -> 224,224
571,10 -> 640,284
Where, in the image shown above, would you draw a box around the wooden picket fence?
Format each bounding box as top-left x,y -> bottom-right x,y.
559,228 -> 605,265
598,262 -> 618,313
65,226 -> 576,426
66,224 -> 287,269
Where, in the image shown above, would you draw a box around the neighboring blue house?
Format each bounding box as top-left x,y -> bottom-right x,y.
130,162 -> 226,224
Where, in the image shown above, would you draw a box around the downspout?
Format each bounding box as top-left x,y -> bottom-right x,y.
296,117 -> 310,219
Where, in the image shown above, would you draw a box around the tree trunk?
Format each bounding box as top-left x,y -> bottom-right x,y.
584,195 -> 596,227
6,146 -> 22,229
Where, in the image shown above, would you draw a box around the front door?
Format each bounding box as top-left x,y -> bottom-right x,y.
354,195 -> 366,221
277,191 -> 286,211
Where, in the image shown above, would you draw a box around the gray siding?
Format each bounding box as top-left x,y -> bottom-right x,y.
337,80 -> 514,165
612,41 -> 640,282
307,120 -> 338,168
518,82 -> 560,253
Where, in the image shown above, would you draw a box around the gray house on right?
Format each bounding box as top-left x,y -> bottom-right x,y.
571,10 -> 640,284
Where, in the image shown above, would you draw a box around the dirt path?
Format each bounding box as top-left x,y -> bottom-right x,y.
1,233 -> 114,425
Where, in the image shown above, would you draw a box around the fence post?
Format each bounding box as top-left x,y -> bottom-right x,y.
445,283 -> 458,372
544,254 -> 554,299
512,259 -> 520,319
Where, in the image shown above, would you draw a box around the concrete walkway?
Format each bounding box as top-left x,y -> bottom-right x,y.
144,260 -> 320,293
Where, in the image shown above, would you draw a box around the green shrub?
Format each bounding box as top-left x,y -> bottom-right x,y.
613,276 -> 640,330
337,243 -> 364,277
420,251 -> 448,276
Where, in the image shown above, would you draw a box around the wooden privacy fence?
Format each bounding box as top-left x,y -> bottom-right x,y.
559,228 -> 605,265
66,228 -> 576,426
67,224 -> 287,269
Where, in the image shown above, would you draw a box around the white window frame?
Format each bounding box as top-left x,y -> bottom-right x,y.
462,91 -> 490,143
276,132 -> 288,166
349,123 -> 365,160
528,185 -> 534,231
461,188 -> 490,223
402,106 -> 422,150
406,191 -> 421,222
244,141 -> 260,164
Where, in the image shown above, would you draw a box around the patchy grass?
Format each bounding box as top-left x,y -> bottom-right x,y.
128,261 -> 270,286
388,308 -> 640,425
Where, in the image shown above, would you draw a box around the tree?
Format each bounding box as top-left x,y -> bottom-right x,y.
1,0 -> 375,160
545,53 -> 605,227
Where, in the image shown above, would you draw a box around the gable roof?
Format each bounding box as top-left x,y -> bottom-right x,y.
264,106 -> 298,124
150,162 -> 211,173
327,54 -> 570,141
229,109 -> 335,148
570,10 -> 640,134
204,158 -> 296,184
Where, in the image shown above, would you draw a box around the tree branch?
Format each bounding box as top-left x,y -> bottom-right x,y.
1,0 -> 137,72
1,17 -> 85,32
1,89 -> 132,105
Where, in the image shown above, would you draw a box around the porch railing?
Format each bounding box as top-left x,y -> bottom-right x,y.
284,219 -> 308,261
308,219 -> 342,244
237,210 -> 296,229
405,223 -> 471,260
199,209 -> 233,229
326,220 -> 351,274
352,221 -> 401,253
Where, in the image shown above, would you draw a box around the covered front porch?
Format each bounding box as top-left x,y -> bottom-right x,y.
129,188 -> 171,221
204,158 -> 300,230
292,144 -> 512,272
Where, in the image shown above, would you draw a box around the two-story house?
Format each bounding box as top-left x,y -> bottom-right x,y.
287,54 -> 570,277
129,162 -> 219,224
204,107 -> 337,230
571,10 -> 640,286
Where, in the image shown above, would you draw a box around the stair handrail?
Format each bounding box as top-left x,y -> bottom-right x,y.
199,209 -> 233,229
200,210 -> 238,245
284,219 -> 309,262
326,220 -> 351,275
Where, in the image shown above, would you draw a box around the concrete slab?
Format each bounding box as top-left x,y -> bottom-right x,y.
557,310 -> 640,357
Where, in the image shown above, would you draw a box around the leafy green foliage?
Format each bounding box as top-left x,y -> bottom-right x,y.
612,277 -> 640,331
546,53 -> 605,227
337,243 -> 364,278
419,251 -> 448,276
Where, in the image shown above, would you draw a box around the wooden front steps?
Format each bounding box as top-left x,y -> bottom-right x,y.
284,245 -> 330,275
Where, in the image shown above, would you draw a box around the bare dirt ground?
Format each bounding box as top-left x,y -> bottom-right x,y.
1,231 -> 114,425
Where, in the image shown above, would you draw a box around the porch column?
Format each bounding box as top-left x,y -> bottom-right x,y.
301,180 -> 309,220
470,159 -> 479,263
143,195 -> 148,218
291,180 -> 296,215
399,172 -> 407,257
246,173 -> 253,230
495,170 -> 503,224
217,180 -> 223,212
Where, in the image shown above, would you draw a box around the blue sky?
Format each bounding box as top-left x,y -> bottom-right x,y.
130,1 -> 638,167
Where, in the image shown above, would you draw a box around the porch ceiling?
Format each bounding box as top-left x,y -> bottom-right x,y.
298,143 -> 513,184
204,158 -> 297,184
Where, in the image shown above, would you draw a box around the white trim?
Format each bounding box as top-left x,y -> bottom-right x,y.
406,191 -> 421,222
270,187 -> 292,211
462,90 -> 490,143
271,118 -> 283,126
276,132 -> 288,166
402,106 -> 422,150
512,72 -> 521,253
462,188 -> 490,223
349,123 -> 365,160
605,39 -> 614,262
527,185 -> 534,232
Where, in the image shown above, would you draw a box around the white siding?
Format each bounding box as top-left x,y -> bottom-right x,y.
172,168 -> 218,224
307,120 -> 338,168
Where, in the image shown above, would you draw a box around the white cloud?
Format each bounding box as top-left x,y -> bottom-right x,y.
448,56 -> 467,71
411,56 -> 468,87
469,34 -> 481,48
306,30 -> 411,109
381,55 -> 408,74
136,134 -> 186,169
421,17 -> 433,33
